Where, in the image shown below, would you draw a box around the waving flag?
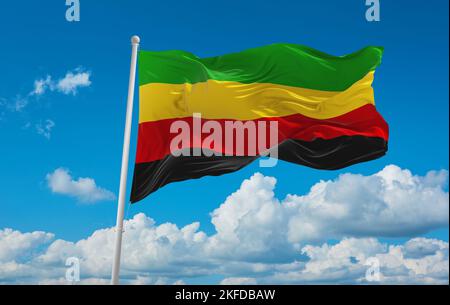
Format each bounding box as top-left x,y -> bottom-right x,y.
130,43 -> 389,203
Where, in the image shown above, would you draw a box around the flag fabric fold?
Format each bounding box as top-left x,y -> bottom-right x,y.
130,43 -> 389,203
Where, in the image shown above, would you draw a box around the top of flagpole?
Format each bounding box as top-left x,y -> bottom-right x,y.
131,35 -> 140,45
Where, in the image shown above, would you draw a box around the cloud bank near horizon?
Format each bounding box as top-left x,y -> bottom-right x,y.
1,165 -> 448,284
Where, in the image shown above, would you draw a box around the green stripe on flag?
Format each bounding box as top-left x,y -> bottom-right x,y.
138,43 -> 383,91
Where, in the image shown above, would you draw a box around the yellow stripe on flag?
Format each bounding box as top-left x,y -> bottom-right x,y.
139,72 -> 375,123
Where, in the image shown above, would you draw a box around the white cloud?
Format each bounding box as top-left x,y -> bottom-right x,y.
2,68 -> 91,116
1,215 -> 447,285
56,71 -> 91,95
1,68 -> 91,140
35,119 -> 55,139
31,70 -> 91,97
1,165 -> 448,284
31,75 -> 53,96
0,229 -> 53,262
284,165 -> 449,243
46,168 -> 116,203
221,277 -> 258,285
11,96 -> 29,112
206,165 -> 448,261
269,237 -> 449,284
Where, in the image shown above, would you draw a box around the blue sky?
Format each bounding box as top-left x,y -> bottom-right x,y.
0,0 -> 448,284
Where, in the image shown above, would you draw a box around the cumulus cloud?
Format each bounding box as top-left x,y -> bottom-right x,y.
1,215 -> 447,285
284,165 -> 449,243
270,237 -> 449,284
207,165 -> 448,260
46,168 -> 116,203
0,229 -> 54,262
1,165 -> 448,284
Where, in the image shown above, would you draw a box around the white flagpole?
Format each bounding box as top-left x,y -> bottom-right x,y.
111,35 -> 140,285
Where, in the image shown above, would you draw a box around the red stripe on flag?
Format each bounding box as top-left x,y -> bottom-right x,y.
135,104 -> 389,164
